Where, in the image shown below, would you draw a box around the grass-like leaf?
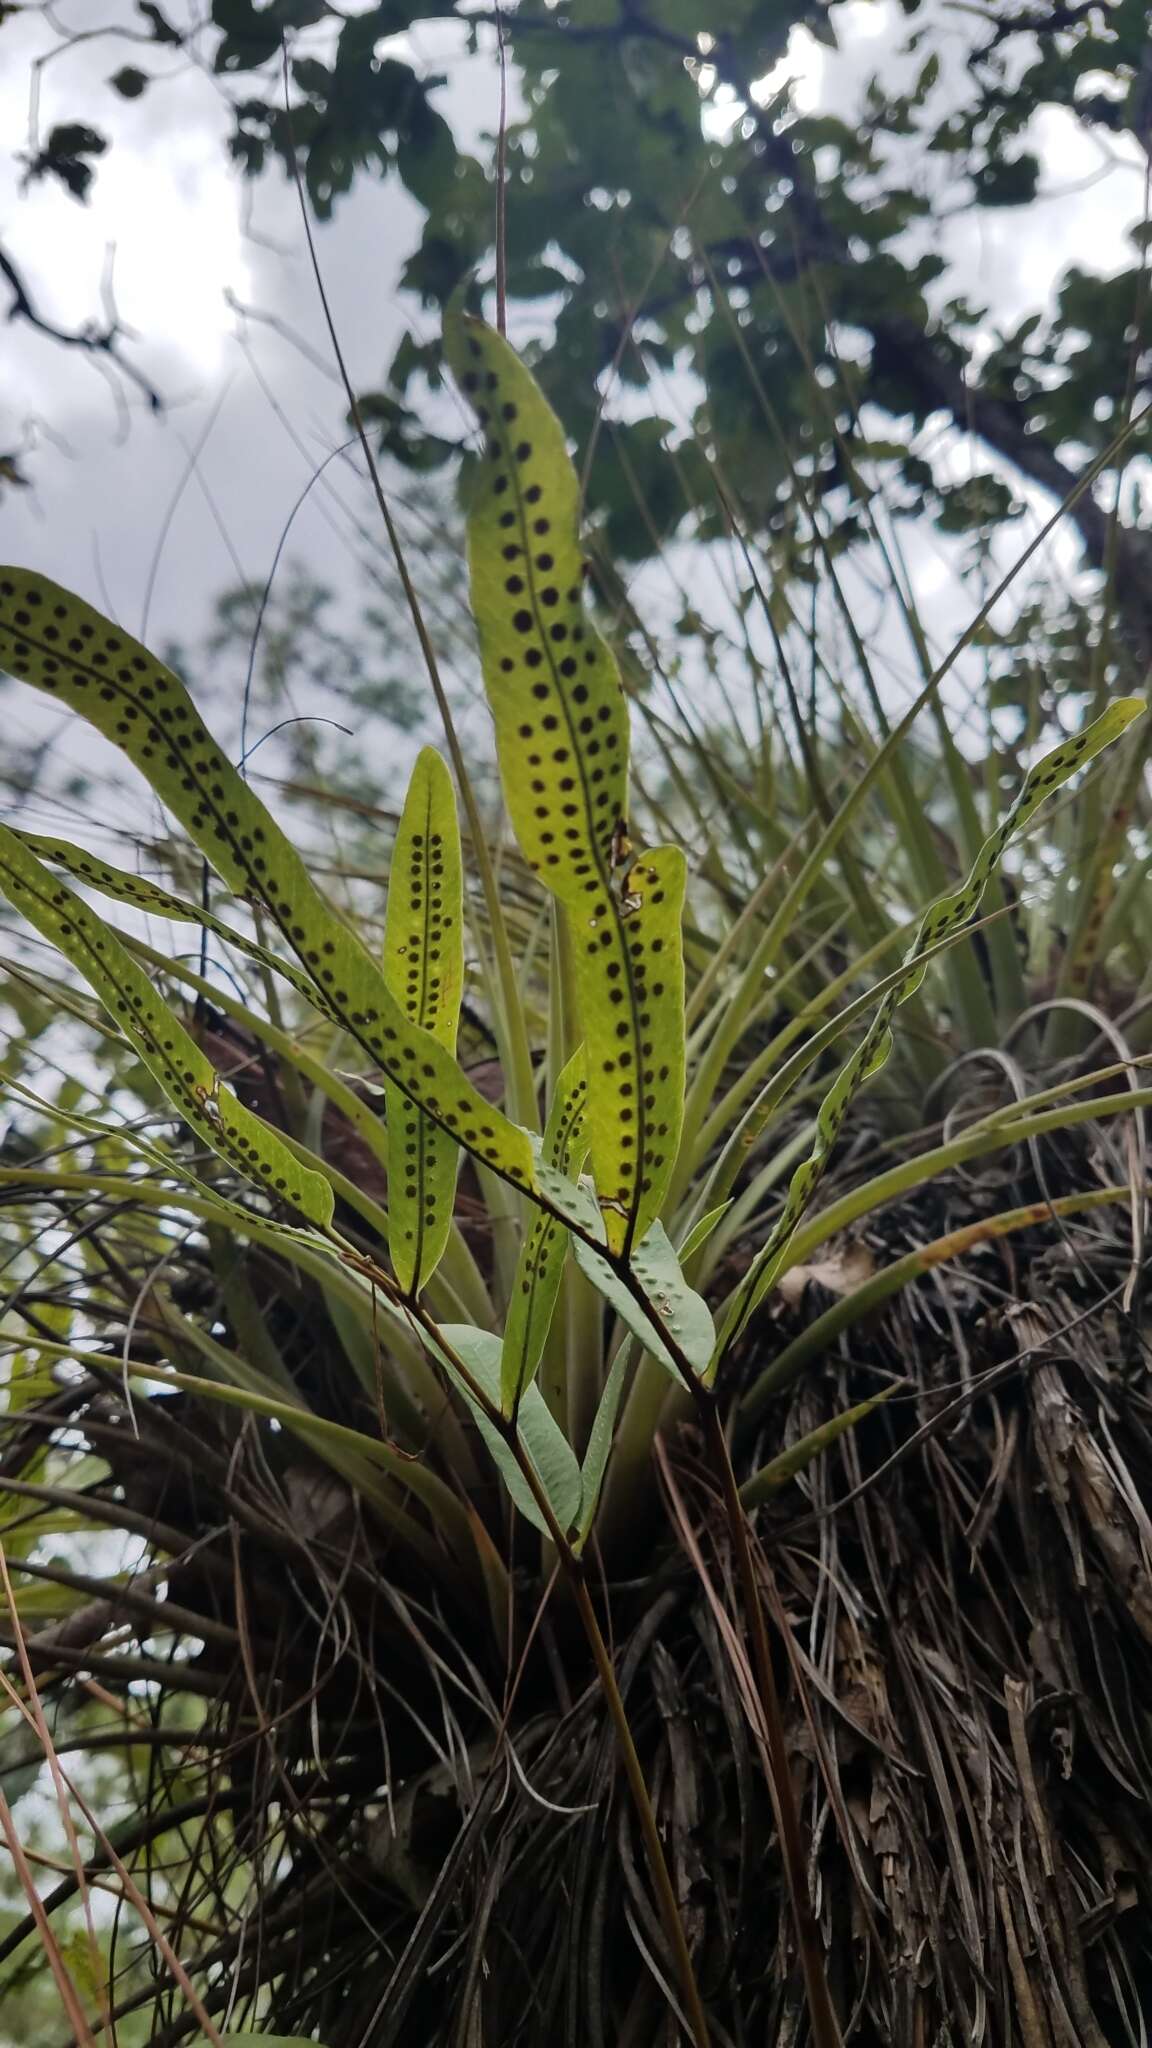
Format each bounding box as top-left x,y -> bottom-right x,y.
739,1385 -> 902,1509
713,694 -> 1146,1372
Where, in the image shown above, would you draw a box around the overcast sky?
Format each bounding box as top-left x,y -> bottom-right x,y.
0,0 -> 1147,789
0,8 -> 510,692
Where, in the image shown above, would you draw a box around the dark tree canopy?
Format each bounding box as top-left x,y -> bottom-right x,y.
5,1 -> 1152,664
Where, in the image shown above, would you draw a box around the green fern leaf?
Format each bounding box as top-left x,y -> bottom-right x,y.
445,316 -> 686,1252
0,826 -> 334,1228
382,747 -> 464,1293
13,827 -> 322,1007
430,1325 -> 582,1537
576,845 -> 686,1252
502,1046 -> 588,1414
574,1219 -> 714,1380
0,568 -> 536,1199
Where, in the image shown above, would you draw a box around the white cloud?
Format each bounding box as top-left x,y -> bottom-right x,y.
0,15 -> 251,407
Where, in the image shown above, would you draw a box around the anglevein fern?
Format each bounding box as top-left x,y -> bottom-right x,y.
0,336 -> 1138,1545
11,826 -> 330,1011
0,825 -> 334,1233
382,745 -> 464,1295
502,1045 -> 587,1415
0,313 -> 1144,2048
445,314 -> 686,1254
0,568 -> 536,1200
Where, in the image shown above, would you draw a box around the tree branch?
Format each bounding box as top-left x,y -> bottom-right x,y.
512,6 -> 1152,669
471,7 -> 699,59
710,35 -> 1152,667
975,3 -> 1102,54
866,307 -> 1152,666
0,241 -> 164,414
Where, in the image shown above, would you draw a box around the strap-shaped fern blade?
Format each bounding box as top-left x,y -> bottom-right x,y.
444,315 -> 630,892
382,748 -> 464,1294
573,1220 -> 714,1380
0,826 -> 334,1229
429,1325 -> 583,1538
713,694 -> 1145,1369
0,568 -> 536,1200
13,828 -> 323,1008
530,1141 -> 712,1385
446,315 -> 686,1251
574,845 -> 686,1251
502,1047 -> 588,1415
